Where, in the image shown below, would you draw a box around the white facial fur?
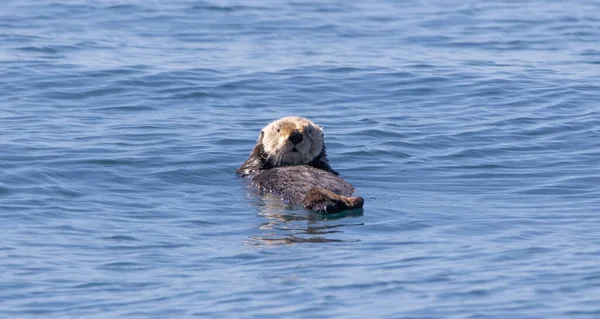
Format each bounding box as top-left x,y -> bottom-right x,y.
260,116 -> 324,166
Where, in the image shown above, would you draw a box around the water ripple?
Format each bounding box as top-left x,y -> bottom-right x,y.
2,0 -> 600,318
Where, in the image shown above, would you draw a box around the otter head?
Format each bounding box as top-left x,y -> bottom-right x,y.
237,116 -> 337,177
261,116 -> 324,166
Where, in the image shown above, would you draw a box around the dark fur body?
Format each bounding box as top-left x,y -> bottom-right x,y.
253,165 -> 353,203
251,166 -> 363,213
238,117 -> 363,213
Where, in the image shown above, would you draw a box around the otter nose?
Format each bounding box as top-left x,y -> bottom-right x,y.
288,130 -> 303,145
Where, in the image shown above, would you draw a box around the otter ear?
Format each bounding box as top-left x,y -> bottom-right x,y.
255,131 -> 264,149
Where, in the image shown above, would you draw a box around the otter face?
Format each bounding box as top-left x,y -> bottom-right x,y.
261,116 -> 324,167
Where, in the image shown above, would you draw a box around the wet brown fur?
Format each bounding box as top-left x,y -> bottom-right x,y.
238,117 -> 363,213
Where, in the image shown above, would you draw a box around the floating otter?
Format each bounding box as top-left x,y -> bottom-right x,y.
237,116 -> 364,214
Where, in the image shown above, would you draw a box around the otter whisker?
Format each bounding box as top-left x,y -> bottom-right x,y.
275,149 -> 284,166
267,151 -> 278,167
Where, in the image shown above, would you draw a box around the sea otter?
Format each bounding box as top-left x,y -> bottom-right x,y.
238,116 -> 364,214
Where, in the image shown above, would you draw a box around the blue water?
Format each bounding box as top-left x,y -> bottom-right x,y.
2,0 -> 600,318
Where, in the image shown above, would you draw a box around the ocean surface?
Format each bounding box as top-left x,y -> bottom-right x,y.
2,0 -> 600,318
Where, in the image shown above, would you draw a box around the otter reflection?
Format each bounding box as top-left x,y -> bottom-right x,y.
247,193 -> 364,245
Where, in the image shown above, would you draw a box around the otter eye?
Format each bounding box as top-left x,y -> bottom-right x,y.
276,127 -> 280,133
307,126 -> 312,134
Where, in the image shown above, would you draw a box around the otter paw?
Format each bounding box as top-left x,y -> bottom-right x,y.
303,187 -> 364,214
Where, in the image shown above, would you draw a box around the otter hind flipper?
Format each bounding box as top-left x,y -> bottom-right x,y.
303,187 -> 364,214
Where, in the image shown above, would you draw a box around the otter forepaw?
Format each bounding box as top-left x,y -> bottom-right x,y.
303,187 -> 364,214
